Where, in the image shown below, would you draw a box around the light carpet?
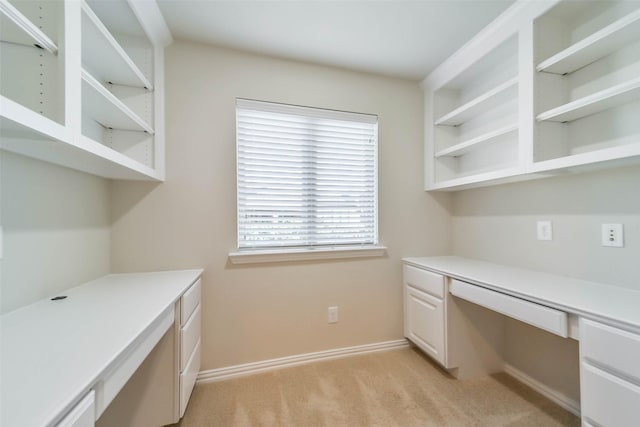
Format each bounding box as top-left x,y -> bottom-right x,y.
170,347 -> 579,426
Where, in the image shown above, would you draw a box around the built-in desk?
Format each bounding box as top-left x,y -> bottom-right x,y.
0,270 -> 203,427
403,256 -> 640,427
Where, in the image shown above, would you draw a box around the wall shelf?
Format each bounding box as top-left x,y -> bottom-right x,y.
81,0 -> 153,89
82,69 -> 154,134
537,9 -> 640,75
536,77 -> 640,123
0,0 -> 57,54
435,123 -> 518,158
435,77 -> 518,126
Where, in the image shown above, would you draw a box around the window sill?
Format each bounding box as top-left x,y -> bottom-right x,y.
228,245 -> 387,265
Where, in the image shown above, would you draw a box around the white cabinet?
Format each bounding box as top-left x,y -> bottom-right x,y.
403,265 -> 446,365
56,391 -> 95,427
580,319 -> 640,427
0,0 -> 171,180
178,278 -> 201,417
424,0 -> 640,191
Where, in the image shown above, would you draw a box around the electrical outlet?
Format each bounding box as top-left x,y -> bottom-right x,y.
328,306 -> 338,323
602,224 -> 624,248
537,220 -> 553,241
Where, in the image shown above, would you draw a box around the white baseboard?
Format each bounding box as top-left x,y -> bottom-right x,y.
197,339 -> 410,384
503,363 -> 581,417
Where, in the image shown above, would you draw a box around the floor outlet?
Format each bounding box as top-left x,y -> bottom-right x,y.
328,306 -> 338,323
602,224 -> 624,247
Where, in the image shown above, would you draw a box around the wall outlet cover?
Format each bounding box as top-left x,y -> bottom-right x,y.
602,224 -> 624,248
536,220 -> 553,241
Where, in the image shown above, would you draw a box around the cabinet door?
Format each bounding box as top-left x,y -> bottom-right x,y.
56,391 -> 95,427
405,286 -> 445,365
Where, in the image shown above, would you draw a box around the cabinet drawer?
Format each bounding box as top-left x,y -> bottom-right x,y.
403,265 -> 444,298
581,362 -> 640,427
449,279 -> 568,337
180,339 -> 201,418
405,286 -> 445,365
181,279 -> 201,326
181,304 -> 201,372
580,319 -> 640,383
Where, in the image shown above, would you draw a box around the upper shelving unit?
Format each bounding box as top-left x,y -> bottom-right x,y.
423,0 -> 640,191
537,9 -> 640,75
0,0 -> 57,53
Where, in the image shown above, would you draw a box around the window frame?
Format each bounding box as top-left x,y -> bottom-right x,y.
231,99 -> 386,264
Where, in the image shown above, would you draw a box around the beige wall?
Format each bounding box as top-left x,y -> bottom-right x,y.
0,151 -> 111,314
451,164 -> 640,404
110,41 -> 451,370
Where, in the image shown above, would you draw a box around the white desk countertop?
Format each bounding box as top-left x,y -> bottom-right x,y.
403,256 -> 640,334
0,269 -> 203,427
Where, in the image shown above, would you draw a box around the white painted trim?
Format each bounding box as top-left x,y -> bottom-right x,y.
503,363 -> 581,417
197,339 -> 409,384
229,245 -> 387,265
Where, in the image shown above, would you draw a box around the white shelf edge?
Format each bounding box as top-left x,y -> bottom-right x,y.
0,95 -> 67,141
77,134 -> 161,180
536,9 -> 640,75
435,123 -> 518,158
536,76 -> 640,123
530,142 -> 640,174
82,68 -> 154,134
434,76 -> 518,126
427,166 -> 522,191
0,0 -> 58,54
81,0 -> 153,90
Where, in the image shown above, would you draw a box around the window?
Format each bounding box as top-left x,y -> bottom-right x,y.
234,99 -> 380,261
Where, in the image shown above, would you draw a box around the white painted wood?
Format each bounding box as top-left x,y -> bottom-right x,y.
403,256 -> 640,335
81,69 -> 154,133
127,0 -> 173,47
537,9 -> 640,75
0,0 -> 58,53
197,339 -> 409,383
536,76 -> 640,123
180,279 -> 201,326
0,270 -> 203,427
94,306 -> 174,419
435,77 -> 518,126
180,305 -> 201,372
179,340 -> 201,418
435,123 -> 518,158
403,264 -> 445,298
530,142 -> 640,175
56,391 -> 95,427
580,362 -> 640,427
404,285 -> 445,365
450,279 -> 568,337
580,319 -> 640,383
426,166 -> 527,191
1,94 -> 68,142
81,0 -> 152,89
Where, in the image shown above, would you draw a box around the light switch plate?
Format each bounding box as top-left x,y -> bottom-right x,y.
537,220 -> 553,241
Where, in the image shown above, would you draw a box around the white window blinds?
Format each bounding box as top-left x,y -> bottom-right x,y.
236,99 -> 378,251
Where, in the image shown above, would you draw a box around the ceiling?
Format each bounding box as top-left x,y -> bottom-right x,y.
156,0 -> 515,81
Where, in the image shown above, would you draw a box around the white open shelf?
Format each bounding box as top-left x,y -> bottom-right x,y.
1,95 -> 160,180
537,9 -> 640,75
435,123 -> 518,158
428,167 -> 525,191
537,76 -> 640,123
0,0 -> 57,54
435,77 -> 518,126
82,69 -> 154,133
531,142 -> 640,174
81,0 -> 153,89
